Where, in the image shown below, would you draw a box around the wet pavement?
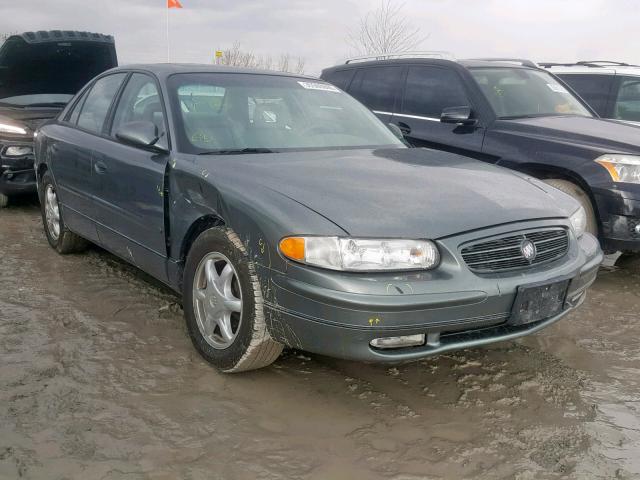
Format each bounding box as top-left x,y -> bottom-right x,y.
1,197 -> 639,479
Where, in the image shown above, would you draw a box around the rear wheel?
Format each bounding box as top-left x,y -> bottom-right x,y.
40,171 -> 88,254
0,193 -> 8,208
182,227 -> 283,372
543,179 -> 598,236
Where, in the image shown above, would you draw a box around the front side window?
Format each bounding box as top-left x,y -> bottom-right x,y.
402,66 -> 470,118
77,73 -> 126,134
111,73 -> 167,147
613,77 -> 640,122
470,67 -> 592,119
167,73 -> 404,154
558,73 -> 614,116
349,66 -> 403,112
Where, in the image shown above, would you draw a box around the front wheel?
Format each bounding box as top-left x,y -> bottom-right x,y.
0,193 -> 8,208
40,171 -> 88,254
615,252 -> 640,273
182,227 -> 283,372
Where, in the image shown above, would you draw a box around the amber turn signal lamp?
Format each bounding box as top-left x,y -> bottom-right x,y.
279,237 -> 305,261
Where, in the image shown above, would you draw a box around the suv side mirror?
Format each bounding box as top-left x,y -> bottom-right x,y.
387,123 -> 405,140
115,121 -> 167,152
441,106 -> 477,126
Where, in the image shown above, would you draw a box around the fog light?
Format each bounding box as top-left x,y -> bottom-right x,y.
635,224 -> 640,235
370,334 -> 425,349
4,146 -> 33,157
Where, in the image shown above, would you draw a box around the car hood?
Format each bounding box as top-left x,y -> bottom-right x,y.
494,115 -> 640,154
208,148 -> 576,239
0,108 -> 60,133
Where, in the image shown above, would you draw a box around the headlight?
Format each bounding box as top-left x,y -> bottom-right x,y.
3,145 -> 33,157
595,154 -> 640,184
0,123 -> 28,135
569,206 -> 586,238
279,236 -> 440,271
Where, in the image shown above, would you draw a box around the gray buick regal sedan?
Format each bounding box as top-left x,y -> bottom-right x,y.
34,65 -> 603,372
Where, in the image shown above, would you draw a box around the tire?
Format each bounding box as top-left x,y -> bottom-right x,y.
182,227 -> 283,372
543,179 -> 598,236
615,252 -> 640,273
0,193 -> 8,208
40,171 -> 88,254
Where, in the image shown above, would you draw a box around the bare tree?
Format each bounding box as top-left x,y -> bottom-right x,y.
0,32 -> 16,47
348,0 -> 428,56
218,41 -> 305,74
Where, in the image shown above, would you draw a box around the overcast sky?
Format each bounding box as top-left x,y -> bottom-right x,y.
2,0 -> 638,75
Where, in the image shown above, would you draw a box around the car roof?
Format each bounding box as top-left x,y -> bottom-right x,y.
542,63 -> 640,77
105,63 -> 319,81
322,57 -> 538,73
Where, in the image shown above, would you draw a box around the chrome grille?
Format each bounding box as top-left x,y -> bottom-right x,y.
461,228 -> 569,273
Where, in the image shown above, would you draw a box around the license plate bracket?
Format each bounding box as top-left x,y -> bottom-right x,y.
509,279 -> 570,326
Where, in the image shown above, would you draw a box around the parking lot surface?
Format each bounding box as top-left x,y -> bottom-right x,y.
1,199 -> 639,480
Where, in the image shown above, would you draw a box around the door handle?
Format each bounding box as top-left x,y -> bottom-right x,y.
396,121 -> 411,135
94,161 -> 108,174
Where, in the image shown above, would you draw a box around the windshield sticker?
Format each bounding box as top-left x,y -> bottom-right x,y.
297,81 -> 340,92
547,83 -> 569,94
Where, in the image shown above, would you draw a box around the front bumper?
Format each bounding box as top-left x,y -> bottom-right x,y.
0,142 -> 36,196
593,186 -> 640,252
261,221 -> 603,362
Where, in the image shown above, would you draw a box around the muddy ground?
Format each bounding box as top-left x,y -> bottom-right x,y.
0,198 -> 639,480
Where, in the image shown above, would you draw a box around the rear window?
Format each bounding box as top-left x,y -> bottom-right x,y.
349,66 -> 403,112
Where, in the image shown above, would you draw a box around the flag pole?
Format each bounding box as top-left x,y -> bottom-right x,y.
166,2 -> 170,62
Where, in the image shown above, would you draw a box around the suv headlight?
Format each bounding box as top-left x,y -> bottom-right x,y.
279,236 -> 440,271
569,206 -> 587,238
595,154 -> 640,184
0,122 -> 28,135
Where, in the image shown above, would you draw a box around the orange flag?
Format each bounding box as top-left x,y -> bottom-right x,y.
168,0 -> 183,8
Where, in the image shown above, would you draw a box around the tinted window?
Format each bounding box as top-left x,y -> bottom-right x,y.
111,73 -> 166,147
559,74 -> 613,115
322,69 -> 355,90
613,76 -> 640,122
402,66 -> 469,117
349,66 -> 403,112
77,73 -> 126,134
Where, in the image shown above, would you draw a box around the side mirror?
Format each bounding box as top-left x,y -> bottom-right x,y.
440,106 -> 477,126
387,122 -> 405,141
115,121 -> 167,152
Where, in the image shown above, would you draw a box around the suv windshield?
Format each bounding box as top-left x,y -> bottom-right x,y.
470,67 -> 592,119
167,73 -> 403,154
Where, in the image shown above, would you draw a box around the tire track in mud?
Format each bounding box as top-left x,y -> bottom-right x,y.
1,201 -> 639,479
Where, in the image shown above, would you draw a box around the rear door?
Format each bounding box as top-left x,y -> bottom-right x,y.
92,72 -> 170,282
346,65 -> 405,125
50,72 -> 127,240
394,65 -> 485,155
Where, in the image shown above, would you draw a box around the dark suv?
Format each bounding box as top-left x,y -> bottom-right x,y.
0,30 -> 117,207
321,55 -> 640,268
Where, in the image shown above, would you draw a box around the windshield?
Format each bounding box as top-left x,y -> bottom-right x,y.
470,67 -> 592,119
167,73 -> 403,154
0,39 -> 116,107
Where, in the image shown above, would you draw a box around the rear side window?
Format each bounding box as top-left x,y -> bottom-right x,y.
349,66 -> 403,112
66,88 -> 91,125
401,66 -> 469,118
613,76 -> 640,122
558,74 -> 613,115
77,73 -> 126,134
322,69 -> 355,91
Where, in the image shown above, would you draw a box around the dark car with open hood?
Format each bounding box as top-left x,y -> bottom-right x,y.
0,30 -> 117,207
321,54 -> 640,270
35,65 -> 602,372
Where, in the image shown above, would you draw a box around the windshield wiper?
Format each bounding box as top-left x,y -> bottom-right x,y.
197,148 -> 277,155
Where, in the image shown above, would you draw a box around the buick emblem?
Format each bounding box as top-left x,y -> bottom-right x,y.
521,240 -> 537,262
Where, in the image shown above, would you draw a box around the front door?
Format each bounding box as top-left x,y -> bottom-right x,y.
92,73 -> 170,282
394,65 -> 485,157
